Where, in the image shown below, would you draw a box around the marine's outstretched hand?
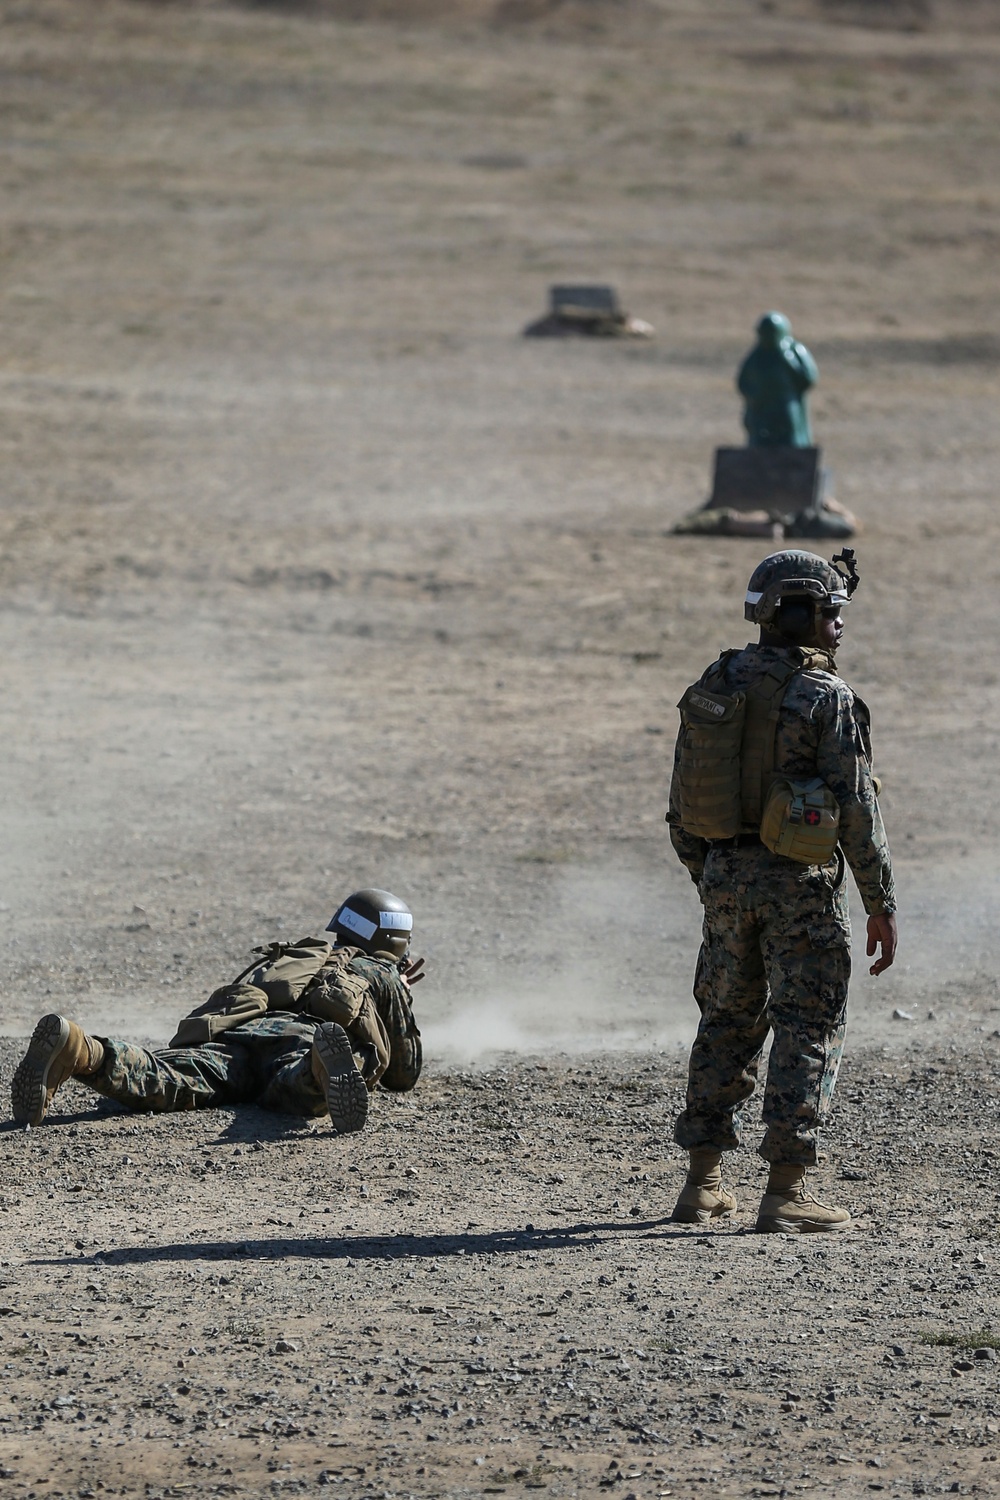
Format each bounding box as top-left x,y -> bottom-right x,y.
402,956 -> 426,986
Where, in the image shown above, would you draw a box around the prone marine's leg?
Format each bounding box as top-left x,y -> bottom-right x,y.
85,1038 -> 249,1114
99,1018 -> 368,1132
234,1017 -> 369,1134
11,1015 -> 105,1126
11,1014 -> 248,1124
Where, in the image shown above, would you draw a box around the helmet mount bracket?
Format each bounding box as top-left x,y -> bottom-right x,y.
831,547 -> 860,598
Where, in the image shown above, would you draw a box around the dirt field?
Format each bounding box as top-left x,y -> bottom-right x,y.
1,0 -> 999,1494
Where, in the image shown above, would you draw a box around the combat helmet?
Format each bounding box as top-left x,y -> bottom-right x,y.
327,889 -> 413,959
744,548 -> 859,627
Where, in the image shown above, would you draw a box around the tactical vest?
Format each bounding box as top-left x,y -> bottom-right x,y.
674,647 -> 835,842
170,940 -> 370,1048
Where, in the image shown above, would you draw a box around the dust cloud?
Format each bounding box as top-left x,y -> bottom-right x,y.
421,981 -> 695,1066
422,854 -> 1000,1063
851,853 -> 1000,1032
424,862 -> 702,1065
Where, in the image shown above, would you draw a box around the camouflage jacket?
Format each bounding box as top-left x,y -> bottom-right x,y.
666,643 -> 896,916
170,936 -> 422,1091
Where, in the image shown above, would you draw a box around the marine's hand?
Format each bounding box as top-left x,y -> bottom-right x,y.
402,956 -> 426,987
866,913 -> 898,977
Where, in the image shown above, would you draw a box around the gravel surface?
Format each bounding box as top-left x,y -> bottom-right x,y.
2,1031 -> 999,1500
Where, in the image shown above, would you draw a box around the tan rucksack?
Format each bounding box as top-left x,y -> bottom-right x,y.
169,938 -> 382,1080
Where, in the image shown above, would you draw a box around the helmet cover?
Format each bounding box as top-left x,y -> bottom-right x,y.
744,548 -> 858,626
328,888 -> 413,959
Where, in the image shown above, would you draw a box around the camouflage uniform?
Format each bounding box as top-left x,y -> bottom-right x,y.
81,939 -> 421,1118
86,1017 -> 332,1116
667,643 -> 894,1165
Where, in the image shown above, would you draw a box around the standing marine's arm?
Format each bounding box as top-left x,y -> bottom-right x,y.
815,684 -> 896,916
665,725 -> 709,886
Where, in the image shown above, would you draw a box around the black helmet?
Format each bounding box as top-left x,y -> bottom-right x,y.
327,889 -> 412,959
744,548 -> 859,627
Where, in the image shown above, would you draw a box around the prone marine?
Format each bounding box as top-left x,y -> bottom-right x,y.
666,549 -> 897,1232
11,888 -> 423,1135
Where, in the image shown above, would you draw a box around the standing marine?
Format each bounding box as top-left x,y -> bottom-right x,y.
11,888 -> 424,1135
665,550 -> 897,1233
738,312 -> 818,448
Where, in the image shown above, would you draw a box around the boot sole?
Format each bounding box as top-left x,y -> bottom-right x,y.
671,1204 -> 735,1225
755,1214 -> 852,1234
313,1023 -> 369,1135
11,1013 -> 71,1126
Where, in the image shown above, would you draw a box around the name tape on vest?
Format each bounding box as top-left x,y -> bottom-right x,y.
689,692 -> 727,718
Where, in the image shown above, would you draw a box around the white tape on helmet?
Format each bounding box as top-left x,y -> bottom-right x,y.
336,907 -> 378,942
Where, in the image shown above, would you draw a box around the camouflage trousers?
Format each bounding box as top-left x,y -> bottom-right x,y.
674,843 -> 851,1165
84,1015 -> 329,1118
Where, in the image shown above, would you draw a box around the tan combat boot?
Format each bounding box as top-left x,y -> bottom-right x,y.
755,1162 -> 852,1234
310,1022 -> 369,1136
11,1014 -> 105,1127
671,1147 -> 738,1225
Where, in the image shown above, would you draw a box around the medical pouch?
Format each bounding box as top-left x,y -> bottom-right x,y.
760,775 -> 840,865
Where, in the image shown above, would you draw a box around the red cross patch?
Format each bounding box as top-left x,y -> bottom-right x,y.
804,808 -> 821,826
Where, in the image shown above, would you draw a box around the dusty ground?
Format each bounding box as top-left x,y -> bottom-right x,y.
1,0 -> 999,1494
2,1038 -> 1000,1500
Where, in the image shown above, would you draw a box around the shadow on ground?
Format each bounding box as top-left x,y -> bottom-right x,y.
34,1216 -> 712,1268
